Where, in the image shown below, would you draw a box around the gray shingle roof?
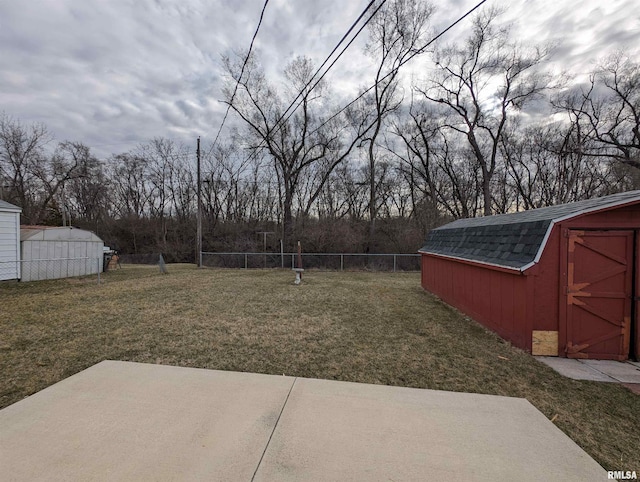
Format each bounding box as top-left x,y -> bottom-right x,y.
0,200 -> 21,212
420,190 -> 640,270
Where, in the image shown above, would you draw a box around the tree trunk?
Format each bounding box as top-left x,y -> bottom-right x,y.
368,140 -> 376,252
283,187 -> 294,251
482,171 -> 492,216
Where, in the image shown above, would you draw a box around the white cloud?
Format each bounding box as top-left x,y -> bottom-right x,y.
0,0 -> 638,158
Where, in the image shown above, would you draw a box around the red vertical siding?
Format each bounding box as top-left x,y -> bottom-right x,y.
421,255 -> 530,350
500,275 -> 516,336
531,228 -> 561,332
421,202 -> 640,359
636,235 -> 640,361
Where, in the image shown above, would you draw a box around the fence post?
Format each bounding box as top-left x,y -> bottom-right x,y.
393,255 -> 396,273
97,258 -> 101,284
244,253 -> 248,269
341,254 -> 344,271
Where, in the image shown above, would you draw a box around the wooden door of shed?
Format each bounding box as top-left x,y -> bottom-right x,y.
565,230 -> 632,360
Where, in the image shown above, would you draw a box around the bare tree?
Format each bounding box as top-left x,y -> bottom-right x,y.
223,54 -> 367,249
362,0 -> 435,247
138,138 -> 187,248
330,162 -> 369,221
418,7 -> 550,215
201,138 -> 256,227
110,153 -> 150,219
61,143 -> 109,224
561,52 -> 640,171
500,119 -> 614,208
388,100 -> 450,224
30,141 -> 87,224
390,95 -> 483,223
0,114 -> 90,224
0,113 -> 52,221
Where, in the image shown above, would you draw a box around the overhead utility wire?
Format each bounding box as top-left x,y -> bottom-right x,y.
250,0 -> 487,162
268,0 -> 384,136
240,0 -> 386,161
209,0 -> 270,153
309,0 -> 489,136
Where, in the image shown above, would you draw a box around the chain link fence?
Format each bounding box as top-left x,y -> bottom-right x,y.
201,252 -> 420,272
0,257 -> 103,283
117,253 -> 163,265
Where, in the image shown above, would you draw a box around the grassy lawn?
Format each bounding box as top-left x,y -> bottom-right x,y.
1,264 -> 638,471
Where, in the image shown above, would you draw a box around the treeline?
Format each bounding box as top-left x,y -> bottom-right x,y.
1,3 -> 639,261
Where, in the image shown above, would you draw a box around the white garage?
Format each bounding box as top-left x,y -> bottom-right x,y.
20,226 -> 104,282
0,200 -> 21,281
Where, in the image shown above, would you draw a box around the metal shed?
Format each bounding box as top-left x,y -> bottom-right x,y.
20,226 -> 104,282
0,200 -> 21,281
420,190 -> 640,361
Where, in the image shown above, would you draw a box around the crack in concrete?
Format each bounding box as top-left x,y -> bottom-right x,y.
251,377 -> 297,481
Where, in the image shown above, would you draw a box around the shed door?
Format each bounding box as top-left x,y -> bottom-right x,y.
566,230 -> 632,360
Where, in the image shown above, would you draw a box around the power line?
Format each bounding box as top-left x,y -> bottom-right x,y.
238,0 -> 488,167
310,0 -> 489,137
269,0 -> 384,137
230,0 -> 387,163
209,0 -> 270,152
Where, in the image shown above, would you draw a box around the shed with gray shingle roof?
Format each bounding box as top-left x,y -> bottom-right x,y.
419,190 -> 640,361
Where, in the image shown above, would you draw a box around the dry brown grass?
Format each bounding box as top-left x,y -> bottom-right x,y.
1,264 -> 639,471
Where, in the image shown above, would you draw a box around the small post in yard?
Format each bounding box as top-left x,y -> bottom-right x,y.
97,258 -> 101,284
292,240 -> 304,284
393,254 -> 397,272
159,254 -> 168,274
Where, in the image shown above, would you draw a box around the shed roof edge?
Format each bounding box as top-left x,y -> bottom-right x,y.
0,202 -> 22,213
522,220 -> 556,271
435,191 -> 640,231
20,226 -> 103,242
522,197 -> 640,270
418,250 -> 524,273
549,196 -> 640,224
424,194 -> 640,270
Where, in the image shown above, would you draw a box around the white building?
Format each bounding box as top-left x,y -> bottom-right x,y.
20,226 -> 104,282
0,200 -> 21,281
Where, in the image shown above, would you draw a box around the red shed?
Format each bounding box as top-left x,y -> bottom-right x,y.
420,191 -> 640,361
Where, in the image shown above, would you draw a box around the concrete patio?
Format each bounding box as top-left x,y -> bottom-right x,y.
537,357 -> 640,394
0,361 -> 607,481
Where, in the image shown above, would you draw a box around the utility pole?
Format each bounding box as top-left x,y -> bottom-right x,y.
196,137 -> 202,267
61,186 -> 67,227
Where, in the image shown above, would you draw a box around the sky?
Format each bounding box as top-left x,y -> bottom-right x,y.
0,0 -> 638,159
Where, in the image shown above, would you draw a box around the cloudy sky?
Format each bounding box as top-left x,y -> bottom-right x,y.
1,0 -> 638,159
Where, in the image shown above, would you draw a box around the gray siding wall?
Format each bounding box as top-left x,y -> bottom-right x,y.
0,211 -> 20,280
